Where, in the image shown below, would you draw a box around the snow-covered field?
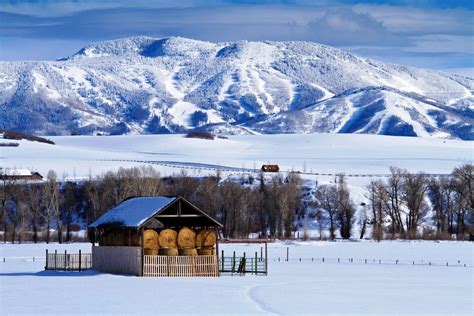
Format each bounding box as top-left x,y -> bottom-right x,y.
2,133 -> 472,185
0,241 -> 472,315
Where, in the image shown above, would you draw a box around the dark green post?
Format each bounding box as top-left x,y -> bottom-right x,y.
64,250 -> 67,271
79,249 -> 82,272
45,249 -> 48,270
232,251 -> 236,274
221,249 -> 224,272
255,252 -> 258,275
265,242 -> 268,275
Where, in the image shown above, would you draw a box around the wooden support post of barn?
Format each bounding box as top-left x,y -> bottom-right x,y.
141,227 -> 144,277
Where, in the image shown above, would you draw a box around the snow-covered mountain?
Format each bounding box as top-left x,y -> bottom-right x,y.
0,36 -> 472,139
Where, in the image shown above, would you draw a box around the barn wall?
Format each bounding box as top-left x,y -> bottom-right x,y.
92,246 -> 142,276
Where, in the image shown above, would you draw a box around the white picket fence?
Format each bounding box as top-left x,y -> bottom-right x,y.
143,255 -> 218,277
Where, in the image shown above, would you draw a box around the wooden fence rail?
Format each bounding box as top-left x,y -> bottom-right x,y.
143,255 -> 218,277
45,249 -> 92,271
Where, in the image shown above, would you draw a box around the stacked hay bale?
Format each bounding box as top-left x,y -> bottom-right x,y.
158,229 -> 178,256
196,229 -> 216,255
143,229 -> 159,256
177,227 -> 198,256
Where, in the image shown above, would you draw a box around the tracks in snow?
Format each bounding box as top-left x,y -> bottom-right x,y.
245,285 -> 283,315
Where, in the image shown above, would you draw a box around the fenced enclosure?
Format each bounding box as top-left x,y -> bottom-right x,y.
219,247 -> 268,275
45,249 -> 91,271
143,255 -> 219,277
219,254 -> 267,275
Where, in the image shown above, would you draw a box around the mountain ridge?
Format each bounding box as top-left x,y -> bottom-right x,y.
0,36 -> 472,139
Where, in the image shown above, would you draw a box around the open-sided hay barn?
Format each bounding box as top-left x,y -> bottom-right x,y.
88,196 -> 223,276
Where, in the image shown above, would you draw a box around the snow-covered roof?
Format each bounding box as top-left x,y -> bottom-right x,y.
89,196 -> 177,228
0,168 -> 33,176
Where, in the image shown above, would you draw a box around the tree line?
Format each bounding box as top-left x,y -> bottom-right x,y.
0,164 -> 472,243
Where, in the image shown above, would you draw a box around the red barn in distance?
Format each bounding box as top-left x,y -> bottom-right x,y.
261,164 -> 280,172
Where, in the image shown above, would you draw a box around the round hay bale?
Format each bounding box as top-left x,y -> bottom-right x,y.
177,227 -> 196,249
196,229 -> 217,247
197,246 -> 215,256
159,229 -> 178,248
143,229 -> 159,250
144,248 -> 159,256
178,248 -> 198,256
159,247 -> 179,256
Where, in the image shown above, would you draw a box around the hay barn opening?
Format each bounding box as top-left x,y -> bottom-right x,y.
88,196 -> 222,277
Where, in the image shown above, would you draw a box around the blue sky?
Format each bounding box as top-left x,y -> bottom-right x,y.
1,0 -> 473,74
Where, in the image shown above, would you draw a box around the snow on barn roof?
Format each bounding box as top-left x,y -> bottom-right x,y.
89,196 -> 177,228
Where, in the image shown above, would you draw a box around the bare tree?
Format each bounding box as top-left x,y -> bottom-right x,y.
315,184 -> 338,240
62,181 -> 79,242
0,176 -> 14,243
451,164 -> 473,239
382,167 -> 405,237
428,176 -> 456,238
44,170 -> 60,243
366,180 -> 385,241
335,175 -> 355,240
24,182 -> 45,243
403,171 -> 429,239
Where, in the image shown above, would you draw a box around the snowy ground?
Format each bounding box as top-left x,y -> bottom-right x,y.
1,133 -> 471,219
2,133 -> 472,184
0,241 -> 472,315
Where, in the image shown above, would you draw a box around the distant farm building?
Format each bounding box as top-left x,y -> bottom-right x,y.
88,196 -> 223,277
0,168 -> 43,181
261,164 -> 279,172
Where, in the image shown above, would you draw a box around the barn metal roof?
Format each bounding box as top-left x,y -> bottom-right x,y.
89,196 -> 176,228
88,196 -> 223,229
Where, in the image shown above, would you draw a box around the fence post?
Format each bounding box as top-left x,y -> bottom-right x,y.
232,251 -> 236,274
255,252 -> 258,275
79,249 -> 82,272
45,249 -> 48,270
54,250 -> 57,270
286,247 -> 289,262
221,250 -> 224,272
264,242 -> 268,276
243,252 -> 246,274
260,247 -> 263,262
64,250 -> 67,271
